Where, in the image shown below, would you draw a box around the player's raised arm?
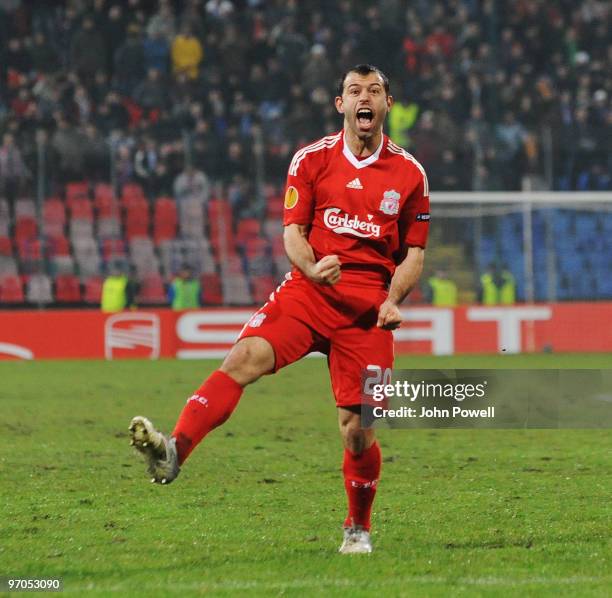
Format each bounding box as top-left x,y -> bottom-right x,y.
283,224 -> 342,285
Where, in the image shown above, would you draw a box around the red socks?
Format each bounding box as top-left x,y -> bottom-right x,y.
342,441 -> 381,531
172,370 -> 381,532
172,370 -> 243,464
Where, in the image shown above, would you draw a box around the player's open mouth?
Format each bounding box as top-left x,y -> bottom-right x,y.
356,108 -> 374,129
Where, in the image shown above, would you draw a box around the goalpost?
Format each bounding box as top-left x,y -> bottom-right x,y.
430,192 -> 612,305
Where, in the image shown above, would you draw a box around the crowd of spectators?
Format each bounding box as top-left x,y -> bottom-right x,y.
0,0 -> 610,214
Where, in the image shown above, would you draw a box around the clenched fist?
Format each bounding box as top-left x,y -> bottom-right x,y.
377,299 -> 402,330
306,254 -> 342,285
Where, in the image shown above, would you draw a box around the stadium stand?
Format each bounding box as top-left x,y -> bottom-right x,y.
54,273 -> 82,303
138,273 -> 167,305
474,209 -> 612,301
0,274 -> 24,304
153,197 -> 178,245
26,272 -> 53,305
83,276 -> 104,305
0,1 -> 609,307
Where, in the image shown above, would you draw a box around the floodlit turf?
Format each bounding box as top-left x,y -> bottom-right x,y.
1,354 -> 610,596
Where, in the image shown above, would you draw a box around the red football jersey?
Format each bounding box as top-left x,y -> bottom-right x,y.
283,130 -> 430,285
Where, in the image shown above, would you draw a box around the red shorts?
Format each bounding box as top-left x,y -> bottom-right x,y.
238,271 -> 394,407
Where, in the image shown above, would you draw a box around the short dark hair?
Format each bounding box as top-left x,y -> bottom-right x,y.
337,64 -> 390,96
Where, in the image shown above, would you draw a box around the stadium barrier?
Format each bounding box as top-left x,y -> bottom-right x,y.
0,303 -> 610,360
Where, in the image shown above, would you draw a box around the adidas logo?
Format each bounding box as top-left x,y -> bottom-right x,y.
346,178 -> 363,190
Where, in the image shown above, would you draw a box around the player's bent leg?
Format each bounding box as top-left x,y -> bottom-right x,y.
219,336 -> 275,386
337,407 -> 381,554
170,337 -> 274,464
130,337 -> 275,483
338,406 -> 377,454
130,280 -> 319,483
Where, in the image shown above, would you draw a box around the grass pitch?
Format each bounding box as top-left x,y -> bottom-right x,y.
1,354 -> 611,596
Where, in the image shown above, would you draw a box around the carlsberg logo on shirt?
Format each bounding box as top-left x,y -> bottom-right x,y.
323,207 -> 381,238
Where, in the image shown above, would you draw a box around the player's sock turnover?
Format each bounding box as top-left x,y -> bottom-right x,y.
172,370 -> 243,464
342,441 -> 381,531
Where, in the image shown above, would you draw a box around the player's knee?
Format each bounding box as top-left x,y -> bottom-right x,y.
344,430 -> 367,454
340,419 -> 366,454
220,337 -> 274,386
339,411 -> 377,454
